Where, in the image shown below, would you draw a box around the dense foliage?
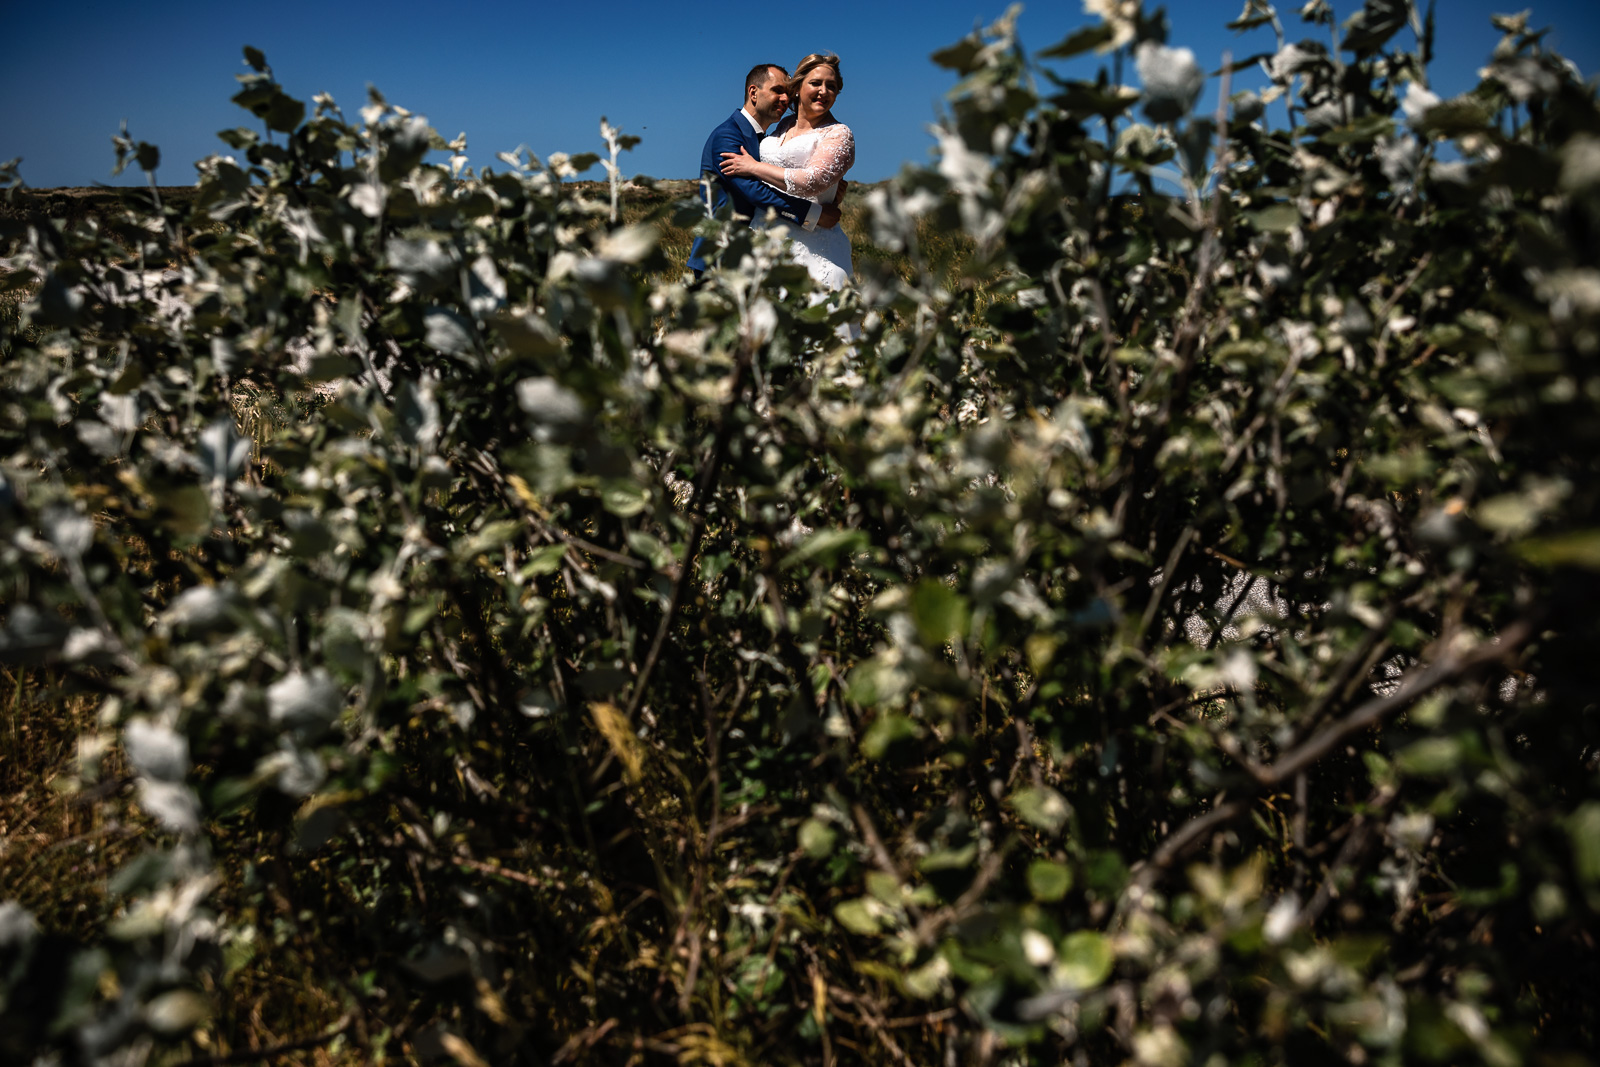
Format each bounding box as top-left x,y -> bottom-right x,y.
4,1 -> 1599,1063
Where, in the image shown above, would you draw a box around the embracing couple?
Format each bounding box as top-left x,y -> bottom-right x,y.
687,54 -> 855,292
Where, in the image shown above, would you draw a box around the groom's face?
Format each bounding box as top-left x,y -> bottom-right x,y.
747,68 -> 791,127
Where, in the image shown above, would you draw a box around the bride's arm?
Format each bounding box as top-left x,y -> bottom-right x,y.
719,125 -> 856,200
717,147 -> 788,189
777,125 -> 854,198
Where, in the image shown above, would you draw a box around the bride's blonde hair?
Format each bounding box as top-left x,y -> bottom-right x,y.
788,53 -> 843,101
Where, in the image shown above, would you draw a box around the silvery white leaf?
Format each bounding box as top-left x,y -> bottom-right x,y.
392,114 -> 432,155
1137,42 -> 1205,124
547,250 -> 579,281
999,582 -> 1055,622
396,377 -> 441,451
387,238 -> 456,292
197,418 -> 251,488
1481,55 -> 1561,102
863,186 -> 939,251
1219,649 -> 1258,691
1560,134 -> 1600,193
1257,243 -> 1294,287
0,604 -> 68,655
516,377 -> 587,440
99,392 -> 140,433
518,687 -> 558,719
466,255 -> 506,316
1304,95 -> 1350,129
349,182 -> 386,217
1399,83 -> 1440,123
572,257 -> 620,287
138,780 -> 201,834
124,718 -> 190,782
972,559 -> 1017,605
43,505 -> 94,558
0,901 -> 38,947
1388,811 -> 1435,851
145,990 -> 209,1034
1377,135 -> 1421,184
210,336 -> 239,375
744,300 -> 777,346
1232,90 -> 1265,124
62,627 -> 112,661
267,668 -> 342,730
75,419 -> 120,458
935,127 -> 993,194
163,585 -> 237,631
1264,893 -> 1301,943
597,225 -> 657,264
1268,42 -> 1323,82
423,307 -> 477,357
274,744 -> 327,797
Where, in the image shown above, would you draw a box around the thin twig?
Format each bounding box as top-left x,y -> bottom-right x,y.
623,342 -> 753,723
174,1014 -> 352,1067
1133,616 -> 1535,889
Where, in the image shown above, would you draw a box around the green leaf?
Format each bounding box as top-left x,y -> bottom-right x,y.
600,481 -> 649,518
231,83 -> 305,134
860,712 -> 920,759
919,844 -> 978,872
1245,203 -> 1300,232
846,655 -> 910,709
1341,0 -> 1408,55
1319,113 -> 1395,146
242,46 -> 269,73
153,485 -> 212,536
1011,786 -> 1070,835
1414,97 -> 1492,138
1568,802 -> 1600,888
1039,24 -> 1115,60
1395,736 -> 1465,777
1056,931 -> 1113,989
931,38 -> 983,73
779,528 -> 867,571
1026,859 -> 1074,902
911,580 -> 969,646
456,519 -> 523,560
1515,530 -> 1600,570
520,543 -> 569,577
834,898 -> 882,935
799,819 -> 838,859
1051,82 -> 1142,120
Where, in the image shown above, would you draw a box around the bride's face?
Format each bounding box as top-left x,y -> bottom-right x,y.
796,66 -> 839,120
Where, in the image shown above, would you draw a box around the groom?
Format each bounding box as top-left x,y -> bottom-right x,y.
687,63 -> 843,276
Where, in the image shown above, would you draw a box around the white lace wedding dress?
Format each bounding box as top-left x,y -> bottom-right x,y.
758,117 -> 855,290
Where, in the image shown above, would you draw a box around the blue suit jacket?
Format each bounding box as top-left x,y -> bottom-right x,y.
687,110 -> 815,273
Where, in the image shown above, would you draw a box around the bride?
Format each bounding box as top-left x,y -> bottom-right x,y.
719,53 -> 855,292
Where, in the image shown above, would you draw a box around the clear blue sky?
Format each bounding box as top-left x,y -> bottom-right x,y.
3,1 -> 1596,189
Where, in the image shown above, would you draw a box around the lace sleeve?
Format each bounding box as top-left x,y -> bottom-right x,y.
784,124 -> 855,198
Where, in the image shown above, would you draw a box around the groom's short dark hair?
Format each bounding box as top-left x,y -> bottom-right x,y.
744,63 -> 787,95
